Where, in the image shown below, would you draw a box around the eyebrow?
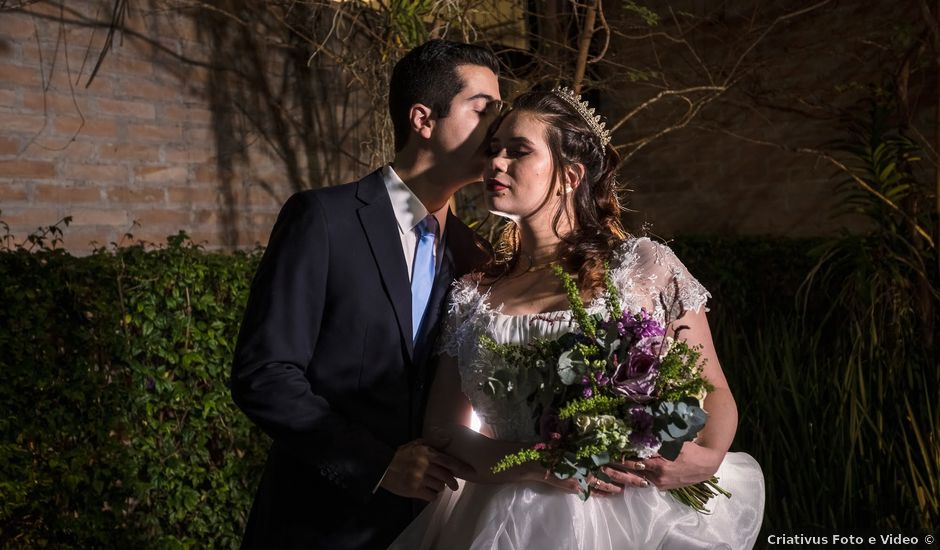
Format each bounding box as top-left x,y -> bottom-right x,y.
491,136 -> 535,146
467,93 -> 499,103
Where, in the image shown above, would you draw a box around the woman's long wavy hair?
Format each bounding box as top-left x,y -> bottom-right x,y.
480,90 -> 627,290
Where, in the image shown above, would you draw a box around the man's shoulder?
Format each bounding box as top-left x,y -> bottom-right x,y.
282,169 -> 383,209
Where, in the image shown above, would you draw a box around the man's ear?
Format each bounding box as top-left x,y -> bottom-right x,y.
409,103 -> 435,141
563,163 -> 585,191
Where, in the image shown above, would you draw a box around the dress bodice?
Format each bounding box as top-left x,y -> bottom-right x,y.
439,237 -> 711,441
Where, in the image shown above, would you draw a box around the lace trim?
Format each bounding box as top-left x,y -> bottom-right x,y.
441,238 -> 711,356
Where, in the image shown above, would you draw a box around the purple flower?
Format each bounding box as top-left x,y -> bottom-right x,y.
633,335 -> 668,356
611,348 -> 660,402
618,308 -> 666,341
539,408 -> 570,439
628,407 -> 658,448
580,374 -> 599,398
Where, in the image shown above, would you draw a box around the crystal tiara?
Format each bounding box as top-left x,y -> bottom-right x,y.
552,87 -> 610,147
551,86 -> 612,147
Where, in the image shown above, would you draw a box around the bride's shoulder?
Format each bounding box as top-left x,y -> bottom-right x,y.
610,235 -> 680,271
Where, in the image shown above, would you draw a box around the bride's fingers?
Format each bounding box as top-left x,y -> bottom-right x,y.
602,466 -> 649,488
590,478 -> 623,496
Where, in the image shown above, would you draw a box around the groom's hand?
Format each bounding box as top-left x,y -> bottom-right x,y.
379,440 -> 473,501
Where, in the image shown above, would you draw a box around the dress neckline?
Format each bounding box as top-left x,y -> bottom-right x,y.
476,285 -> 605,319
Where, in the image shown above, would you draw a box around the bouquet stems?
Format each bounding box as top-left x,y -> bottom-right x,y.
668,476 -> 731,514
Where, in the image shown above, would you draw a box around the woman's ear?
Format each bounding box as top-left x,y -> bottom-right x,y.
410,103 -> 434,140
562,163 -> 585,193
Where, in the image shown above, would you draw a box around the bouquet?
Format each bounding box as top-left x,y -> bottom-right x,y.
484,265 -> 730,511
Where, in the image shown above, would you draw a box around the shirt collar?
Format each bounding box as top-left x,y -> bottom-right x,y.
381,164 -> 449,235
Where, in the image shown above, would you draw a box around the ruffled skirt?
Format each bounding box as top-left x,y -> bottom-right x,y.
389,452 -> 764,550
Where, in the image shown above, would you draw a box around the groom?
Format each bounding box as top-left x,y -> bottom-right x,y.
230,40 -> 501,549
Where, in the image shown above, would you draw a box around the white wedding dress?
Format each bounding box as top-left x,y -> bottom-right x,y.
390,237 -> 765,550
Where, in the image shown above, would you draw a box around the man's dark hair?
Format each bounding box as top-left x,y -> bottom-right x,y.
389,39 -> 499,152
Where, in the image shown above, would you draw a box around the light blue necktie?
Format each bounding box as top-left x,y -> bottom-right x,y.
411,215 -> 438,341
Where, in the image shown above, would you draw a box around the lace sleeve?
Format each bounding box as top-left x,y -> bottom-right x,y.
609,238 -> 711,323
437,273 -> 485,358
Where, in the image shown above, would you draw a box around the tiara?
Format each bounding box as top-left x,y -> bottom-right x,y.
551,86 -> 612,147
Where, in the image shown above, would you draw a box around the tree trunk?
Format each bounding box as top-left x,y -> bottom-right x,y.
573,0 -> 598,95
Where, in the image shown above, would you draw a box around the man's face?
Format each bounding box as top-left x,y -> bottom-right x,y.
430,64 -> 501,186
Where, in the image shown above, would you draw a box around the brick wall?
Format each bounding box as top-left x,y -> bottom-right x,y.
1,1 -> 933,252
0,1 -> 286,251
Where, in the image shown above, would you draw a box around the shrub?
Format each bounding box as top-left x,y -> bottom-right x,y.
0,232 -> 268,548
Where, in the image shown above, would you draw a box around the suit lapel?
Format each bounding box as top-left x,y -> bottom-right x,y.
356,171 -> 414,359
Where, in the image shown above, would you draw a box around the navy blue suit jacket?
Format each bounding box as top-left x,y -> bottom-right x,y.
231,170 -> 490,549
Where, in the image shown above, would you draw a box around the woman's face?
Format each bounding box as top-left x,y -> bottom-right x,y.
482,110 -> 561,221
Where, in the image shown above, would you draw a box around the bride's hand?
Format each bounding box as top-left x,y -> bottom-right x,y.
606,442 -> 723,491
533,469 -> 623,498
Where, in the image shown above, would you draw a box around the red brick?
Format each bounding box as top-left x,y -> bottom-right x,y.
127,123 -> 181,142
95,98 -> 155,119
193,209 -> 220,224
66,164 -> 128,183
107,56 -> 153,78
0,208 -> 63,228
35,184 -> 101,203
98,143 -> 161,162
184,126 -> 212,142
0,14 -> 36,39
22,92 -> 87,113
4,113 -> 47,133
119,78 -> 176,101
160,105 -> 212,124
17,42 -> 41,64
21,1 -> 67,18
0,182 -> 29,202
107,186 -> 166,204
0,160 -> 55,178
0,13 -> 35,38
23,140 -> 97,162
248,212 -> 278,228
0,89 -> 16,109
167,185 -> 219,205
53,117 -> 120,139
233,186 -> 280,207
132,209 -> 192,226
134,165 -> 188,183
164,147 -> 212,164
0,137 -> 20,156
0,64 -> 43,87
193,165 -> 218,183
68,208 -> 129,226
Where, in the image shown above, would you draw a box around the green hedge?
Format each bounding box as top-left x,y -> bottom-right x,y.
1,233 -> 933,546
0,235 -> 267,548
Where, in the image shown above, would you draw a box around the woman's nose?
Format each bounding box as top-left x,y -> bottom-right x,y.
488,152 -> 507,173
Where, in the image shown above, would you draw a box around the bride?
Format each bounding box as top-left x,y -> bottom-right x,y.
390,88 -> 765,549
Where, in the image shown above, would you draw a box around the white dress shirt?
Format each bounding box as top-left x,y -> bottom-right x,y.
381,165 -> 448,280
